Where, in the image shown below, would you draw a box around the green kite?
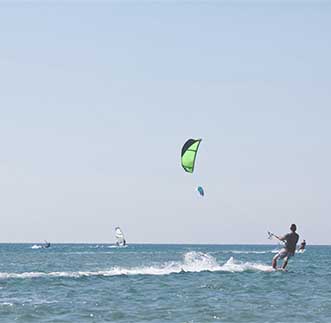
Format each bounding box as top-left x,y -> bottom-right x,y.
181,139 -> 202,173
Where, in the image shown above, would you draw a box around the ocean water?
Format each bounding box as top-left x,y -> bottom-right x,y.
0,244 -> 330,323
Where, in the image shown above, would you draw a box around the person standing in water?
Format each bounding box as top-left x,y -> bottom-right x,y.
271,224 -> 299,270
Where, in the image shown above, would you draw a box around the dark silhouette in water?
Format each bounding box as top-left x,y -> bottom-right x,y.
43,241 -> 51,249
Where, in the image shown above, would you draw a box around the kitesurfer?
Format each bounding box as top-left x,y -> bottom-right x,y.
271,224 -> 299,270
298,239 -> 306,251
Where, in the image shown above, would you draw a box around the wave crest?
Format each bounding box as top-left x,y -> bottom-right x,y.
0,252 -> 274,280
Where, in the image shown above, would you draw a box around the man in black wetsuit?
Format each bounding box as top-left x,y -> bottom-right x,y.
272,224 -> 299,270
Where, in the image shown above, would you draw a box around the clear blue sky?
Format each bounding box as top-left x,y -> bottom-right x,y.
0,2 -> 330,244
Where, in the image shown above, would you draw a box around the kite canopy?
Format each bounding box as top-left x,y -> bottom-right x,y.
181,139 -> 202,173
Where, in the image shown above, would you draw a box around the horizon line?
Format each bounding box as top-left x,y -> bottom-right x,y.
0,242 -> 329,246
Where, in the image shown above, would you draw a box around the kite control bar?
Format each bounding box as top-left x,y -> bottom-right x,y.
267,231 -> 283,242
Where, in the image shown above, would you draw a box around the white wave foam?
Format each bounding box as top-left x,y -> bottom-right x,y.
0,252 -> 274,280
223,250 -> 273,254
220,257 -> 273,272
31,245 -> 43,249
0,302 -> 13,307
182,251 -> 220,272
296,249 -> 305,254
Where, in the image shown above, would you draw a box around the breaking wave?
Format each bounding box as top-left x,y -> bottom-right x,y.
31,245 -> 43,249
0,251 -> 274,280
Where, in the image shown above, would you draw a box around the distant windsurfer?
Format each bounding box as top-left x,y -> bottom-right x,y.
271,224 -> 299,270
115,227 -> 126,247
298,239 -> 306,251
43,241 -> 51,249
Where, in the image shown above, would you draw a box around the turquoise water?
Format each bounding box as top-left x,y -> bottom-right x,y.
0,244 -> 330,322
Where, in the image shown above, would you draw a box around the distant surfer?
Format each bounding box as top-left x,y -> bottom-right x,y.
298,239 -> 306,252
271,224 -> 299,270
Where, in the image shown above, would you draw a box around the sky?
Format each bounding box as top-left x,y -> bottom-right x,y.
0,1 -> 330,244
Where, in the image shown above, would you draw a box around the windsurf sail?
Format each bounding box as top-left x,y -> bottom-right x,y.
115,227 -> 126,246
181,139 -> 202,173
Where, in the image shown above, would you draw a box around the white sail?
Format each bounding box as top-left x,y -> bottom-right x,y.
115,227 -> 126,246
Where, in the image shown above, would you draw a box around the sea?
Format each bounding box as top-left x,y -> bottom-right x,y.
0,244 -> 330,323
